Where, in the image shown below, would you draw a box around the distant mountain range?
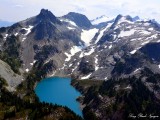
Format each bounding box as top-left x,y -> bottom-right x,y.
0,20 -> 14,27
91,15 -> 114,25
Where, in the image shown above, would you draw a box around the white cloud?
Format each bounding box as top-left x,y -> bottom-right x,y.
0,0 -> 160,23
14,4 -> 23,8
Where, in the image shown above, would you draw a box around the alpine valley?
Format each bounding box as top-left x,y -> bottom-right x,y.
0,9 -> 160,120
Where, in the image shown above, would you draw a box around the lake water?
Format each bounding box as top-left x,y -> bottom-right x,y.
35,77 -> 83,117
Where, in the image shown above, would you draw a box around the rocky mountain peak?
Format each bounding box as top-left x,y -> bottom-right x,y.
132,16 -> 140,21
63,12 -> 92,29
114,14 -> 123,21
114,14 -> 133,24
36,9 -> 61,24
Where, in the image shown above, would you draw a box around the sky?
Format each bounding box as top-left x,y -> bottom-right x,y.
0,0 -> 160,22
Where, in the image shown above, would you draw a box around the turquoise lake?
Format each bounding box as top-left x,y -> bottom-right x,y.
35,77 -> 83,117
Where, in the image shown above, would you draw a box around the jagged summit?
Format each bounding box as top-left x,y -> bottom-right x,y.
114,14 -> 133,24
38,9 -> 55,19
36,9 -> 61,24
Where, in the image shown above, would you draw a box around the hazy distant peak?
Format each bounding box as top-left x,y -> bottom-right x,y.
91,15 -> 113,25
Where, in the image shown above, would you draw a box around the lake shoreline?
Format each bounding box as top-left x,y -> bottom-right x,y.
35,77 -> 83,117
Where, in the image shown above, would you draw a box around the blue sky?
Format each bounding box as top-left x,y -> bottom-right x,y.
0,0 -> 160,22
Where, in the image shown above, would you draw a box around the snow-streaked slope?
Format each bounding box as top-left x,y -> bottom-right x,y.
79,46 -> 95,58
95,23 -> 113,43
81,28 -> 98,46
22,25 -> 34,35
95,56 -> 99,71
60,18 -> 77,26
65,46 -> 82,61
117,16 -> 133,25
130,49 -> 137,54
81,73 -> 92,79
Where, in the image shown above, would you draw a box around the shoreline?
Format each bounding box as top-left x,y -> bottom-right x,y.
34,75 -> 84,117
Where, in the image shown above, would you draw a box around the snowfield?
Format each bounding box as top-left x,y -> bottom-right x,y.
81,28 -> 98,46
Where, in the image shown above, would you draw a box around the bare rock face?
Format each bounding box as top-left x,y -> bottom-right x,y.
0,60 -> 23,91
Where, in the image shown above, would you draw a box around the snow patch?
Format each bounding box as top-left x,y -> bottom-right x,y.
65,53 -> 71,61
125,85 -> 132,89
25,68 -> 29,72
130,50 -> 137,54
65,46 -> 82,61
22,25 -> 34,36
30,60 -> 36,66
105,77 -> 108,80
113,35 -> 117,39
81,73 -> 92,80
30,63 -> 34,66
79,52 -> 84,58
67,27 -> 75,30
109,44 -> 113,49
60,19 -> 77,26
69,64 -> 73,67
130,39 -> 137,42
134,68 -> 141,73
72,62 -> 80,73
149,34 -> 157,39
33,60 -> 36,63
4,34 -> 8,40
139,30 -> 151,35
119,29 -> 136,37
22,38 -> 26,42
141,41 -> 150,46
49,71 -> 56,77
148,28 -> 154,31
95,57 -> 99,71
14,33 -> 18,36
84,47 -> 95,56
79,47 -> 95,58
117,17 -> 133,25
81,28 -> 98,46
130,47 -> 142,55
